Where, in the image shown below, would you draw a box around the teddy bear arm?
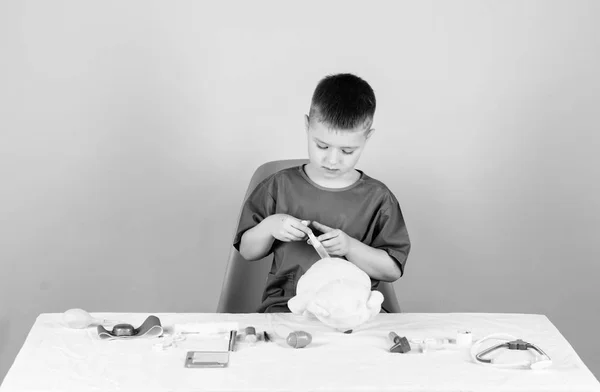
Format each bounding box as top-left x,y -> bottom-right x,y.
306,300 -> 330,318
366,290 -> 384,316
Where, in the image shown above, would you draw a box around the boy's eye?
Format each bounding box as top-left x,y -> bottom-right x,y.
315,141 -> 355,154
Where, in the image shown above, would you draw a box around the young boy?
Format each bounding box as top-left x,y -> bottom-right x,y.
233,73 -> 411,313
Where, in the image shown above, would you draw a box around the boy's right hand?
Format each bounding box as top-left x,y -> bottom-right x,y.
265,214 -> 312,242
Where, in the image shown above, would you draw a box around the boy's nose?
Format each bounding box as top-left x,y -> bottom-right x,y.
327,149 -> 339,164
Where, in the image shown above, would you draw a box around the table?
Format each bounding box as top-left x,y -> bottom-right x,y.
1,312 -> 599,391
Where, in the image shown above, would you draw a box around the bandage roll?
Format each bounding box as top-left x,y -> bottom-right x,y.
457,330 -> 473,347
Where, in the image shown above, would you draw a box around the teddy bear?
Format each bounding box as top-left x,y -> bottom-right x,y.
287,257 -> 384,332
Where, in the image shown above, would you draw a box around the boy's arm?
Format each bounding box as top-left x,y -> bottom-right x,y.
345,239 -> 402,282
311,220 -> 408,282
239,214 -> 313,261
238,219 -> 276,261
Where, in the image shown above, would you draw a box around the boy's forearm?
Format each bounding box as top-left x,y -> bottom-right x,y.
345,238 -> 402,282
239,222 -> 275,261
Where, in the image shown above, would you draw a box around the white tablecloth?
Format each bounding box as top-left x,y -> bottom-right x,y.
1,312 -> 599,392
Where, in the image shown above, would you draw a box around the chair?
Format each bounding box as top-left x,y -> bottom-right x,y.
217,159 -> 402,313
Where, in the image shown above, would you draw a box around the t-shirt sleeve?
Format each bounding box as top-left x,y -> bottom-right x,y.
370,193 -> 411,277
232,176 -> 277,252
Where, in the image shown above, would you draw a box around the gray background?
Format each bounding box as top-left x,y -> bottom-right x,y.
1,0 -> 599,383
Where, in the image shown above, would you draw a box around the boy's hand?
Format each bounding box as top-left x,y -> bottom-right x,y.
310,221 -> 353,257
265,214 -> 312,242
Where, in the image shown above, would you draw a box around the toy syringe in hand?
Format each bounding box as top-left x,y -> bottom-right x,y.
307,231 -> 330,259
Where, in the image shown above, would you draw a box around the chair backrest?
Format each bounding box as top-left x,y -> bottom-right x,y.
216,159 -> 402,313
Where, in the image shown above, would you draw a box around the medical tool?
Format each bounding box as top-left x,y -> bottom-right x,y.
456,330 -> 473,347
112,324 -> 135,336
228,330 -> 237,351
307,231 -> 330,259
244,326 -> 258,345
407,331 -> 471,353
389,332 -> 411,353
175,322 -> 239,335
63,308 -> 116,329
471,334 -> 552,370
286,331 -> 312,348
153,333 -> 187,351
185,351 -> 230,368
97,315 -> 163,340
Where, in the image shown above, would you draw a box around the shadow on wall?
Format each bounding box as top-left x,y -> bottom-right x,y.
0,313 -> 10,382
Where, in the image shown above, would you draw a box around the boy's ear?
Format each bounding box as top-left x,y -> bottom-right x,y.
364,128 -> 375,140
304,115 -> 310,132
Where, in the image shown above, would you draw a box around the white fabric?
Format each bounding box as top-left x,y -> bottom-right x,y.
288,257 -> 383,331
1,312 -> 599,392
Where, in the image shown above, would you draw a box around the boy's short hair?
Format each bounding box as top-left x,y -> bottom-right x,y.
309,73 -> 376,131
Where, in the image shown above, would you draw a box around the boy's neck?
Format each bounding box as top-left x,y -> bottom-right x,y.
303,164 -> 361,189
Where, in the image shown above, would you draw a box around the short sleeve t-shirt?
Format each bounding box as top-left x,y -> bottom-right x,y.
233,164 -> 411,313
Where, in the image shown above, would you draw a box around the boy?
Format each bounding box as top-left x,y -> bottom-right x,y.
233,73 -> 411,313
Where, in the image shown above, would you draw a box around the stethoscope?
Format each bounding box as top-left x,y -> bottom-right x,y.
470,334 -> 553,370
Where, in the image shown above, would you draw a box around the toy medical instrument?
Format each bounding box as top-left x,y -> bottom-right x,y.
408,331 -> 471,352
228,330 -> 237,351
389,332 -> 411,353
97,315 -> 163,340
244,326 -> 258,345
456,330 -> 473,347
112,324 -> 135,336
185,351 -> 230,368
153,333 -> 186,351
174,322 -> 239,335
307,231 -> 330,259
63,308 -> 116,329
286,331 -> 312,348
470,334 -> 552,369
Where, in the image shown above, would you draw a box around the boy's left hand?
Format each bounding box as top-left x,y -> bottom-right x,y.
309,221 -> 353,257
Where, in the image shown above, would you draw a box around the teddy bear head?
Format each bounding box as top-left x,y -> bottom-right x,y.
287,257 -> 384,331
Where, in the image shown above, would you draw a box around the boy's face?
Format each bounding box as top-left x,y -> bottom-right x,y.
304,115 -> 373,180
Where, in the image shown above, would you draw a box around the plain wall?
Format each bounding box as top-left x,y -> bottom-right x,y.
1,0 -> 599,383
